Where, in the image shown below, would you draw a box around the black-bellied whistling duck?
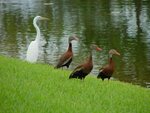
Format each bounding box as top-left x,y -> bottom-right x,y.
55,35 -> 79,69
97,49 -> 120,81
69,44 -> 102,79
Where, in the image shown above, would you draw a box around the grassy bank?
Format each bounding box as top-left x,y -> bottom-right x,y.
0,56 -> 150,113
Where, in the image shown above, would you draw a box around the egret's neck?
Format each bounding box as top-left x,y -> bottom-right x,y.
109,54 -> 112,58
109,54 -> 114,65
88,50 -> 93,62
67,42 -> 72,51
33,20 -> 40,42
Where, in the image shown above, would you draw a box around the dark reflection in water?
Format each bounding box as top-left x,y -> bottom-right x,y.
0,0 -> 150,88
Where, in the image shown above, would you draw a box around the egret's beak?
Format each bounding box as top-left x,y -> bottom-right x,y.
96,47 -> 102,51
115,51 -> 120,56
41,17 -> 49,20
73,36 -> 79,41
75,37 -> 79,41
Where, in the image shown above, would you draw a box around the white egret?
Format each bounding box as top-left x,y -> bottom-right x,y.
26,16 -> 49,63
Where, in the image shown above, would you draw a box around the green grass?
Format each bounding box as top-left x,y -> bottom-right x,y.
0,55 -> 150,113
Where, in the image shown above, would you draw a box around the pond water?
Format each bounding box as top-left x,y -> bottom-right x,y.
0,0 -> 150,88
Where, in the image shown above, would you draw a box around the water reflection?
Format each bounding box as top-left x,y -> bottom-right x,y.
0,0 -> 150,88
